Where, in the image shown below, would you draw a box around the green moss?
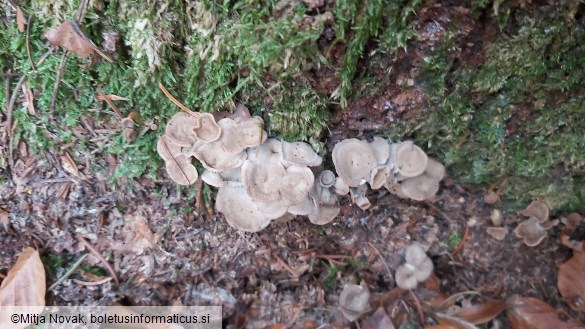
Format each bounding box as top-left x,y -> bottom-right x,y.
412,5 -> 585,212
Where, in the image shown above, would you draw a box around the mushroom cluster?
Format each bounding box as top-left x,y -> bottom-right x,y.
394,243 -> 434,290
514,200 -> 558,247
332,138 -> 445,209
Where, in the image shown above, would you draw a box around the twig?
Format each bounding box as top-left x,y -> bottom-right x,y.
96,89 -> 123,119
368,242 -> 393,279
73,277 -> 112,286
408,289 -> 426,325
77,235 -> 120,284
49,51 -> 70,114
158,83 -> 199,117
6,75 -> 27,172
275,254 -> 301,277
48,254 -> 88,291
26,14 -> 35,70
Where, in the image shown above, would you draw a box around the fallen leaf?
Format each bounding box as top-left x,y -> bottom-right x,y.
434,313 -> 479,329
21,82 -> 36,115
16,7 -> 26,33
0,208 -> 10,232
0,247 -> 46,329
558,251 -> 585,312
45,21 -> 95,57
60,151 -> 81,178
506,295 -> 585,329
425,325 -> 457,329
457,300 -> 506,324
362,307 -> 395,329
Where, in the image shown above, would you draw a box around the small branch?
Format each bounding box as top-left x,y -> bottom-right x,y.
96,89 -> 123,119
48,254 -> 88,291
26,14 -> 35,71
77,235 -> 120,284
73,277 -> 113,286
158,83 -> 200,117
50,51 -> 70,114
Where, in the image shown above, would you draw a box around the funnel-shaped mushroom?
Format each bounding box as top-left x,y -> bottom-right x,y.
217,116 -> 267,154
279,165 -> 315,206
369,166 -> 391,190
369,137 -> 390,165
398,173 -> 439,201
241,151 -> 286,202
332,138 -> 376,187
192,112 -> 221,142
521,200 -> 549,223
424,158 -> 445,180
395,243 -> 434,289
395,263 -> 418,290
165,154 -> 199,186
339,283 -> 370,322
157,135 -> 182,161
216,185 -> 272,232
191,140 -> 247,172
281,141 -> 323,168
514,217 -> 558,247
395,141 -> 428,178
165,112 -> 199,147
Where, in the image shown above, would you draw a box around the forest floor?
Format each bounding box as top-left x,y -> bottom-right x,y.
1,1 -> 585,328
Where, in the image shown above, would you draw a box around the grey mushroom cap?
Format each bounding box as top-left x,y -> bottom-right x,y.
191,140 -> 247,171
521,200 -> 549,223
332,138 -> 377,187
192,112 -> 222,142
318,170 -> 336,188
288,196 -> 316,216
165,154 -> 199,186
281,141 -> 323,167
165,112 -> 199,147
415,257 -> 434,282
395,263 -> 419,290
369,166 -> 391,190
157,135 -> 183,162
201,170 -> 224,187
217,116 -> 267,154
308,204 -> 341,225
514,217 -> 558,247
215,185 -> 272,232
398,174 -> 440,201
350,184 -> 371,210
405,244 -> 428,267
369,137 -> 391,165
241,152 -> 286,202
333,177 -> 350,196
395,141 -> 429,178
279,165 -> 315,206
339,283 -> 370,322
424,158 -> 446,180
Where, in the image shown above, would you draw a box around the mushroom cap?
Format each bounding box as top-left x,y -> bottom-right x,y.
280,165 -> 315,206
255,200 -> 289,220
395,141 -> 429,177
424,158 -> 445,180
192,140 -> 247,171
216,185 -> 272,232
201,170 -> 224,187
369,137 -> 390,165
165,112 -> 199,147
333,177 -> 350,196
157,135 -> 182,162
165,154 -> 198,185
415,257 -> 434,282
514,217 -> 549,247
486,226 -> 508,240
398,174 -> 440,201
217,116 -> 267,154
281,141 -> 323,167
318,170 -> 336,188
339,283 -> 370,322
230,103 -> 252,123
288,196 -> 316,216
521,200 -> 549,223
332,139 -> 377,187
395,263 -> 419,290
405,244 -> 428,267
369,166 -> 391,190
241,153 -> 286,202
192,112 -> 222,142
308,204 -> 340,225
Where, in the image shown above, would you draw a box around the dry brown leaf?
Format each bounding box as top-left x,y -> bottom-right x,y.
425,325 -> 457,329
96,94 -> 129,102
362,307 -> 395,329
0,208 -> 11,233
16,7 -> 26,33
0,247 -> 46,329
45,21 -> 95,57
434,313 -> 479,329
456,300 -> 507,324
558,251 -> 585,312
506,295 -> 585,329
60,151 -> 81,178
21,82 -> 36,115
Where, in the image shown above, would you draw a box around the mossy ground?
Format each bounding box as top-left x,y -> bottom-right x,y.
1,0 -> 584,212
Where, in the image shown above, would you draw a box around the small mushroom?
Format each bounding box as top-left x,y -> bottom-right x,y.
332,138 -> 376,187
404,244 -> 434,282
521,200 -> 549,223
281,141 -> 323,168
398,174 -> 440,201
288,196 -> 316,216
487,227 -> 508,240
279,165 -> 315,206
395,263 -> 418,290
201,170 -> 224,187
395,141 -> 428,178
241,152 -> 286,202
369,137 -> 390,165
191,140 -> 247,171
350,184 -> 371,210
165,154 -> 199,186
215,185 -> 272,232
333,177 -> 350,196
319,170 -> 336,188
307,182 -> 340,225
424,158 -> 445,180
165,112 -> 199,147
514,217 -> 558,247
157,135 -> 182,161
217,116 -> 267,154
339,283 -> 370,322
369,166 -> 391,190
192,112 -> 222,142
